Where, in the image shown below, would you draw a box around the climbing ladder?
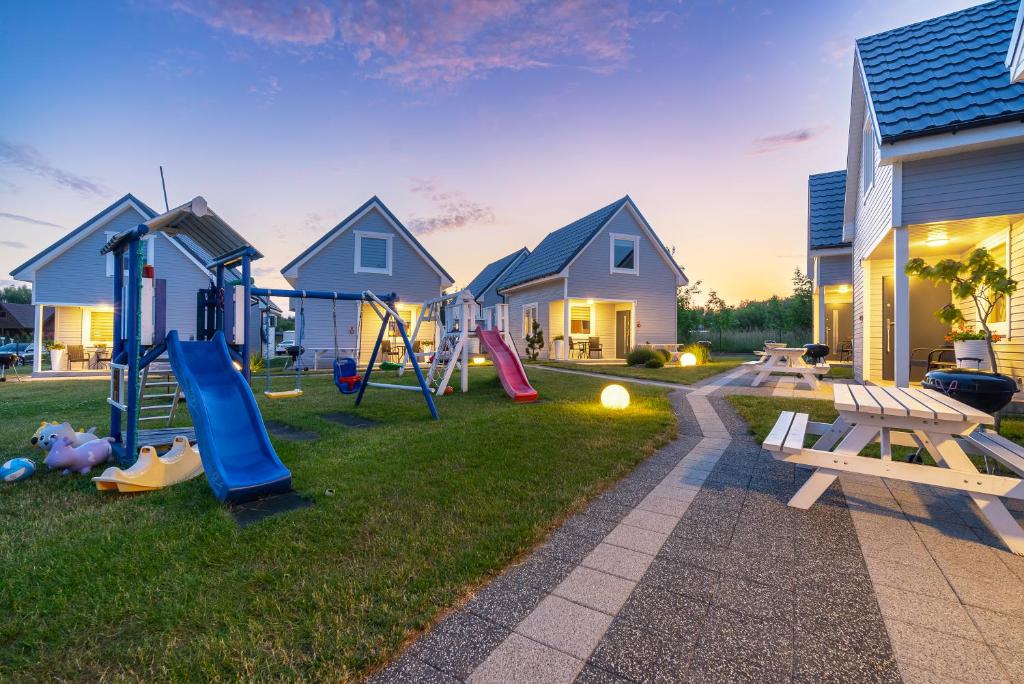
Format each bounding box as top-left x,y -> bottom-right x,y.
426,331 -> 466,395
138,361 -> 182,426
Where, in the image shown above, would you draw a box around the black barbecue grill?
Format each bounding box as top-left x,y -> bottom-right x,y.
922,369 -> 1018,415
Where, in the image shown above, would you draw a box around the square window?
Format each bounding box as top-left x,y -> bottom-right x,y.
355,232 -> 392,274
610,234 -> 638,274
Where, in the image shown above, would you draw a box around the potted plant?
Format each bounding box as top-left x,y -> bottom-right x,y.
906,247 -> 1018,375
552,334 -> 565,360
49,342 -> 66,371
945,327 -> 1000,371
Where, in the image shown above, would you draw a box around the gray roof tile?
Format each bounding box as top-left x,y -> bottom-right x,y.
466,248 -> 529,299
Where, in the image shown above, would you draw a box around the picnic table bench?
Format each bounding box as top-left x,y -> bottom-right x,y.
763,384 -> 1024,555
744,346 -> 829,390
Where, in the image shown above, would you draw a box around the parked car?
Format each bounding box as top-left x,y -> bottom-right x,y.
0,342 -> 29,366
20,344 -> 46,365
276,334 -> 296,355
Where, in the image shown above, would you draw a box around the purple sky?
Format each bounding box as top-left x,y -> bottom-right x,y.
0,0 -> 979,302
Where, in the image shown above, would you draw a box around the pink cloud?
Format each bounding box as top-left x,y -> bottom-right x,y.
167,0 -> 648,87
750,127 -> 828,155
408,178 -> 495,235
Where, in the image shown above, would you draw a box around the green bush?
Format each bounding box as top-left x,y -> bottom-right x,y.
644,357 -> 664,368
626,346 -> 657,366
681,342 -> 711,365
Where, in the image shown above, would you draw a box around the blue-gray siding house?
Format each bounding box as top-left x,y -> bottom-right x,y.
496,196 -> 687,360
841,0 -> 1024,385
466,247 -> 530,308
807,171 -> 853,358
280,196 -> 454,365
10,194 -> 274,375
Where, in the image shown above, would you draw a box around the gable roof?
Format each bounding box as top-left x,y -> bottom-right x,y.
279,196 -> 454,286
9,193 -> 158,279
0,302 -> 37,328
808,171 -> 849,250
857,0 -> 1024,144
1009,0 -> 1024,81
498,196 -> 685,291
466,248 -> 530,300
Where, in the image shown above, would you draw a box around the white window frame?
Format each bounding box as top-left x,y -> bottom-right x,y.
522,303 -> 539,338
861,120 -> 876,197
977,232 -> 1011,337
354,230 -> 393,275
609,233 -> 640,275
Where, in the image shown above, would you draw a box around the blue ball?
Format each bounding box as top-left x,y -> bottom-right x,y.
1,457 -> 36,482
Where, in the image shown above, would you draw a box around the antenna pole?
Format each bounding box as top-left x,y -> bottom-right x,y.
159,166 -> 169,212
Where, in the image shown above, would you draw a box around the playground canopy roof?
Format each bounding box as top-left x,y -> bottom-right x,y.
100,196 -> 263,266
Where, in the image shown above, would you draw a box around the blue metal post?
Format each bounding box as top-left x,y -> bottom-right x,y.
110,247 -> 124,444
354,312 -> 390,407
241,253 -> 252,382
395,315 -> 439,420
124,237 -> 142,465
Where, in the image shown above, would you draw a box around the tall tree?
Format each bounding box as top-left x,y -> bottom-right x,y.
0,284 -> 31,304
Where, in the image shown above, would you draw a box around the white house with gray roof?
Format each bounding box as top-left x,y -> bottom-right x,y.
807,171 -> 853,359
842,0 -> 1024,385
9,193 -> 274,376
279,196 -> 454,366
496,196 -> 686,360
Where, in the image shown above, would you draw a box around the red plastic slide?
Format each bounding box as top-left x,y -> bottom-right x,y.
477,328 -> 538,403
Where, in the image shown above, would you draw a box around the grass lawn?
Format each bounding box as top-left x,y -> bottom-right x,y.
536,356 -> 748,385
826,365 -> 853,379
727,394 -> 1024,473
0,369 -> 676,681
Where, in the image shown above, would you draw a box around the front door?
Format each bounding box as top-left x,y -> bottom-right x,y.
615,310 -> 631,358
882,276 -> 894,381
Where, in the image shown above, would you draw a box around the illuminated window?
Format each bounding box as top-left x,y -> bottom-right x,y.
570,305 -> 591,334
90,311 -> 114,343
990,242 -> 1008,324
523,303 -> 538,337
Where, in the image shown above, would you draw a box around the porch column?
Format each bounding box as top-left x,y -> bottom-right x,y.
893,227 -> 911,387
33,305 -> 43,374
562,300 -> 570,360
817,287 -> 826,345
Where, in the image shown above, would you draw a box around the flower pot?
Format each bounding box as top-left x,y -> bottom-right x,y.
49,348 -> 65,371
953,339 -> 992,371
552,339 -> 565,359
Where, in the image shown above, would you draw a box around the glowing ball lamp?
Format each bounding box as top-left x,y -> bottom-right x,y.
679,352 -> 698,367
601,384 -> 630,410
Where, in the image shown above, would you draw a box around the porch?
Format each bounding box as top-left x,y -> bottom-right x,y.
540,298 -> 637,361
860,213 -> 1024,385
31,303 -> 115,376
814,283 -> 853,361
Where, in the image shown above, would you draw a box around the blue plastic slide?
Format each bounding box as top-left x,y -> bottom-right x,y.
165,330 -> 292,503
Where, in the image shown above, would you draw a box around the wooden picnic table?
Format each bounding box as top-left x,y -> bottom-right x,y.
748,346 -> 828,390
764,384 -> 1024,555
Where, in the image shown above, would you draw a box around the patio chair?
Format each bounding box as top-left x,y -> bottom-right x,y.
838,340 -> 853,362
381,340 -> 400,362
66,344 -> 89,371
567,338 -> 583,359
588,336 -> 603,359
910,347 -> 955,381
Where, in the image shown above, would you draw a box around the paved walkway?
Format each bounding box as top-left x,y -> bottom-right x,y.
369,368 -> 1024,683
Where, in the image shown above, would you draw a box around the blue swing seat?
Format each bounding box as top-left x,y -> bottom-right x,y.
334,357 -> 362,395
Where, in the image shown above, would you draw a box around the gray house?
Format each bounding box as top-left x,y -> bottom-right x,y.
496,196 -> 686,360
280,196 -> 454,366
841,0 -> 1024,385
807,171 -> 853,359
9,194 -> 274,375
466,247 -> 530,308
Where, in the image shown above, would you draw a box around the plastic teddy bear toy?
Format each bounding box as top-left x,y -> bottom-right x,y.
31,421 -> 98,451
44,435 -> 114,475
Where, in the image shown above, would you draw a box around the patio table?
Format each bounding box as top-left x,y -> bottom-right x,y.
763,384 -> 1024,555
749,346 -> 828,390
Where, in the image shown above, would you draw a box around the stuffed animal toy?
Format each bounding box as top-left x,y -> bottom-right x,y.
44,435 -> 114,475
31,421 -> 98,451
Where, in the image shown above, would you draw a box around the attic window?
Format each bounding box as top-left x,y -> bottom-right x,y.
355,231 -> 392,275
610,233 -> 639,275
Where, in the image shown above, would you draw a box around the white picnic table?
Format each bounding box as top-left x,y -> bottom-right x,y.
747,346 -> 828,390
764,384 -> 1024,555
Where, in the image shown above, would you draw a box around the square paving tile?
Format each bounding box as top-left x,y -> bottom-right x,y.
712,574 -> 794,624
966,605 -> 1024,651
885,619 -> 1006,684
659,533 -> 725,572
552,566 -> 637,615
873,583 -> 981,641
572,664 -> 630,683
540,529 -> 602,565
515,595 -> 613,660
687,607 -> 794,684
643,555 -> 720,603
468,633 -> 584,684
587,615 -> 698,684
367,655 -> 459,683
721,547 -> 794,589
620,508 -> 680,534
582,542 -> 655,581
604,523 -> 668,555
504,552 -> 578,593
636,494 -> 692,517
944,567 -> 1024,614
408,612 -> 511,680
465,574 -> 549,629
617,582 -> 710,638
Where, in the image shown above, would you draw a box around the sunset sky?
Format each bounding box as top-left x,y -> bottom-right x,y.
0,0 -> 979,304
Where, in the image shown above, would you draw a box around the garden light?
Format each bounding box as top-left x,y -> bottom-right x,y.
472,356 -> 487,365
601,384 -> 630,410
679,352 -> 698,367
